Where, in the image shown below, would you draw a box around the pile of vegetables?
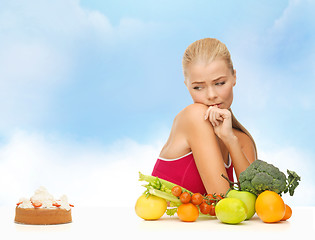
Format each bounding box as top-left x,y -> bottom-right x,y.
137,172 -> 224,221
239,159 -> 301,196
136,159 -> 301,224
138,172 -> 187,209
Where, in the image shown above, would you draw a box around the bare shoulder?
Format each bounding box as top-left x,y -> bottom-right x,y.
159,104 -> 210,158
174,103 -> 215,142
176,103 -> 208,124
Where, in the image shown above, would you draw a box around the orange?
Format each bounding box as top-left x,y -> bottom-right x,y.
255,190 -> 286,223
281,204 -> 292,221
177,203 -> 199,222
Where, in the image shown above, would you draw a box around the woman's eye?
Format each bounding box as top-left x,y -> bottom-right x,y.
193,86 -> 202,90
215,81 -> 225,86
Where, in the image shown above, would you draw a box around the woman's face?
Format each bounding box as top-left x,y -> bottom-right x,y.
184,59 -> 236,109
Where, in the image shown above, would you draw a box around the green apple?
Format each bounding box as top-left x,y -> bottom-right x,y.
226,189 -> 257,220
215,198 -> 247,224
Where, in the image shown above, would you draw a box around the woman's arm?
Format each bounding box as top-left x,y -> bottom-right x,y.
222,132 -> 256,179
178,103 -> 230,195
204,106 -> 256,179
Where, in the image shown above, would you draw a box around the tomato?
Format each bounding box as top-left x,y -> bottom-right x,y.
180,192 -> 191,204
191,193 -> 203,205
281,204 -> 292,221
177,203 -> 199,222
135,194 -> 167,220
199,202 -> 211,214
216,194 -> 224,201
255,190 -> 286,223
205,194 -> 215,204
204,193 -> 223,204
209,204 -> 216,216
171,186 -> 182,197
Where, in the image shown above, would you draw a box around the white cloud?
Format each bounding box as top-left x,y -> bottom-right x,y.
0,130 -> 162,207
0,0 -> 313,210
0,130 -> 313,208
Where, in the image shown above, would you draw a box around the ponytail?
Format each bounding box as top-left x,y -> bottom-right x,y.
229,108 -> 258,160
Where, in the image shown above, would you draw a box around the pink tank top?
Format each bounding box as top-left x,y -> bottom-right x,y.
152,152 -> 234,195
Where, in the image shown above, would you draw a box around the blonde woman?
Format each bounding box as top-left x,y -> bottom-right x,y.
152,38 -> 257,195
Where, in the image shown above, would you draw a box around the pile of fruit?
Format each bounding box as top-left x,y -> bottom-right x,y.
135,159 -> 300,224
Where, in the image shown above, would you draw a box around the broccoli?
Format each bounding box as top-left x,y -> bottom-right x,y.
239,159 -> 301,196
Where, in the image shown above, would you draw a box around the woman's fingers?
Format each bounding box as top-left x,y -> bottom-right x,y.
205,106 -> 214,125
204,106 -> 212,120
205,106 -> 224,126
210,109 -> 219,126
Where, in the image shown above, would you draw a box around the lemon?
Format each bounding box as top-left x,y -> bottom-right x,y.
135,194 -> 167,220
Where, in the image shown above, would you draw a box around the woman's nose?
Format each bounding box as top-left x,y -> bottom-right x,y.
207,87 -> 217,100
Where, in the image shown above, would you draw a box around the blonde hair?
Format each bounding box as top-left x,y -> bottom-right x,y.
182,38 -> 258,159
182,38 -> 234,79
229,108 -> 258,160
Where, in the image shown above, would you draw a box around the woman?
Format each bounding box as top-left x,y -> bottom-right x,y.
152,38 -> 257,195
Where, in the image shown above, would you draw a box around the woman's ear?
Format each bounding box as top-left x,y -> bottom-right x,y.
233,69 -> 237,86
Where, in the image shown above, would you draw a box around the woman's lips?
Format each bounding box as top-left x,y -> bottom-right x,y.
208,103 -> 221,108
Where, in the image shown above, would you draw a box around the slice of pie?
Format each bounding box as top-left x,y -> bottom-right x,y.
15,186 -> 73,225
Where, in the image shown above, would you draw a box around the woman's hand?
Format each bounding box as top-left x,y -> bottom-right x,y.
204,106 -> 235,142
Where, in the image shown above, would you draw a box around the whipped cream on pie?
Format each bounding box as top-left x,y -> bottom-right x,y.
17,186 -> 71,211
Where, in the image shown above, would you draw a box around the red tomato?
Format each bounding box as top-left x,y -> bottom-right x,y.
191,193 -> 203,206
180,192 -> 191,204
216,195 -> 224,201
203,194 -> 215,204
209,204 -> 216,216
171,186 -> 182,197
199,202 -> 211,214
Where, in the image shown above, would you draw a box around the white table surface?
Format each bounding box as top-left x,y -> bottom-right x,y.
1,206 -> 314,239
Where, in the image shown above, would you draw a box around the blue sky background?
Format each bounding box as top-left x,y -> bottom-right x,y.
0,0 -> 314,206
